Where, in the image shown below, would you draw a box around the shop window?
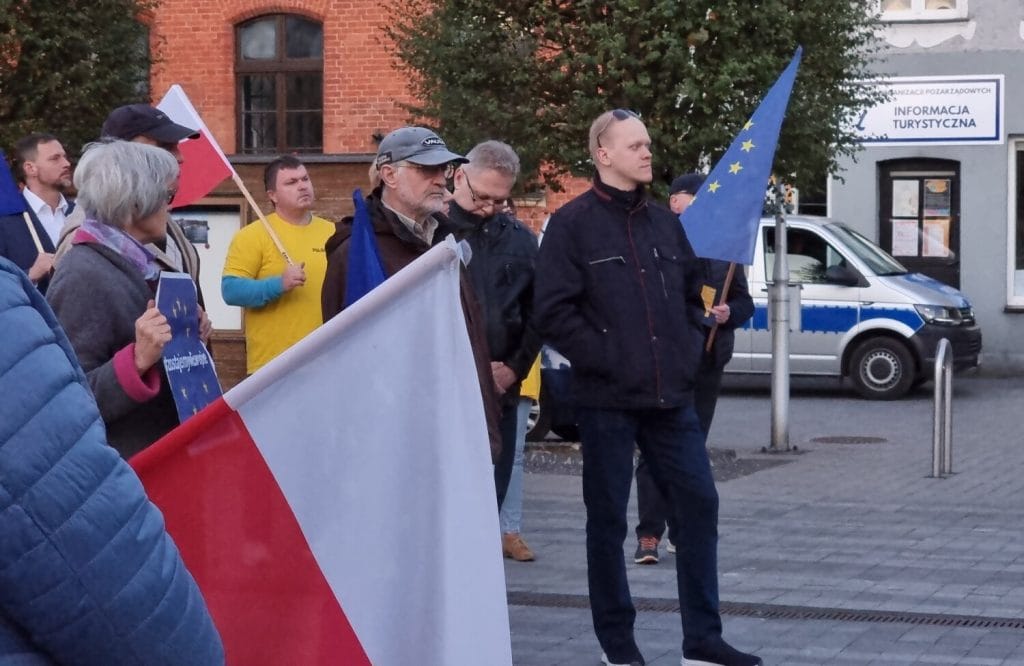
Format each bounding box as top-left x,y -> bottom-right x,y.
235,14 -> 323,154
879,0 -> 968,21
1010,141 -> 1024,305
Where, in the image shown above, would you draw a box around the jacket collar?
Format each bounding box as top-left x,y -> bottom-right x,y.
591,173 -> 647,213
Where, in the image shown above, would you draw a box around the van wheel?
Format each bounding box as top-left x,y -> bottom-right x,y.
525,398 -> 550,441
850,338 -> 915,400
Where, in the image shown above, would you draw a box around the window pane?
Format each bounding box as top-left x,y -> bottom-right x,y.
241,75 -> 277,153
1015,150 -> 1024,296
881,0 -> 911,10
924,0 -> 956,9
240,18 -> 277,60
286,73 -> 322,151
286,111 -> 323,152
286,73 -> 322,110
286,16 -> 323,59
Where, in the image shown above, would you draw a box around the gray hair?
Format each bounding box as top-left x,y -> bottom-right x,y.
74,140 -> 180,228
465,140 -> 520,180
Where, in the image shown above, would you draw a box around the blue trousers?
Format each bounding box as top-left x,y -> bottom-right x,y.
578,404 -> 722,662
636,356 -> 724,542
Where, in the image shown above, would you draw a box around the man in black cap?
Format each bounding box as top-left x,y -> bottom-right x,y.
633,172 -> 754,567
56,104 -> 204,303
101,104 -> 199,163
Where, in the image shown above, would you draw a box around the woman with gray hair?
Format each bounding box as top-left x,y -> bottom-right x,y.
47,140 -> 212,458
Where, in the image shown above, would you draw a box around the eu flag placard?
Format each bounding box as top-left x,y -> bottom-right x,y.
156,272 -> 222,422
0,150 -> 27,216
681,47 -> 803,265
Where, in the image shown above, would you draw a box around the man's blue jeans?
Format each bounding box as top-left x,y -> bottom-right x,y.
578,404 -> 722,662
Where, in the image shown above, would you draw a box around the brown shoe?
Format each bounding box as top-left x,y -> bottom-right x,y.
502,533 -> 535,561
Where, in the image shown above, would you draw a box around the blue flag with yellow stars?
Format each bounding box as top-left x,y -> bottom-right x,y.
681,46 -> 802,265
156,271 -> 222,422
0,150 -> 27,216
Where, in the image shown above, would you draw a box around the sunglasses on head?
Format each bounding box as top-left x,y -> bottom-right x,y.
595,108 -> 641,148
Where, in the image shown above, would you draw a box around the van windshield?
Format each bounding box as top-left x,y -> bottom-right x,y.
826,222 -> 907,276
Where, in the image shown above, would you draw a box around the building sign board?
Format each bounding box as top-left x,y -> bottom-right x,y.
855,75 -> 1003,145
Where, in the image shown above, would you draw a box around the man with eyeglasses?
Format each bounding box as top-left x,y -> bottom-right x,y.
55,104 -> 205,305
322,126 -> 467,318
446,140 -> 541,561
321,126 -> 504,464
534,110 -> 762,666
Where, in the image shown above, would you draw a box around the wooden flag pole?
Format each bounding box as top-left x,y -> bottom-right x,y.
231,172 -> 294,266
704,262 -> 736,353
22,212 -> 45,253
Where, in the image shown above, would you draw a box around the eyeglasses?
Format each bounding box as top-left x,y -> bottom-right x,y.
394,161 -> 456,180
463,171 -> 506,210
594,108 -> 641,148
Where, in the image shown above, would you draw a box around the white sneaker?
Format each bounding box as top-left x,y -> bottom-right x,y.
666,540 -> 677,554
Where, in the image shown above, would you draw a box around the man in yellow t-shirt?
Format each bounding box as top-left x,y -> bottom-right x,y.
222,156 -> 334,373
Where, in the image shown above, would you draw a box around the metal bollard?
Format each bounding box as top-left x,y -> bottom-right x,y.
931,338 -> 953,477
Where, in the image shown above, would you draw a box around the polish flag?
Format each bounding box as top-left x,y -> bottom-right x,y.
131,239 -> 512,665
156,85 -> 235,208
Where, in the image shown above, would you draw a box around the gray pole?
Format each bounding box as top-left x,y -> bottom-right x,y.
769,186 -> 792,451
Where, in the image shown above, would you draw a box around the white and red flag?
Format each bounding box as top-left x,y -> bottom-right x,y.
156,85 -> 235,208
131,238 -> 512,665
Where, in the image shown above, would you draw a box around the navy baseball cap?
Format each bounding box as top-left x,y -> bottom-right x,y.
670,173 -> 705,195
375,127 -> 467,169
101,104 -> 199,143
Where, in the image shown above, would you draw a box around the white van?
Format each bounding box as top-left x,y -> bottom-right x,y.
726,215 -> 982,399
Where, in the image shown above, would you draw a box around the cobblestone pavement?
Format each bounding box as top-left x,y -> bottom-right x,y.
506,375 -> 1024,665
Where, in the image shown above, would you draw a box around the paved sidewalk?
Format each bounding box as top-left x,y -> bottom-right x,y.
506,375 -> 1024,665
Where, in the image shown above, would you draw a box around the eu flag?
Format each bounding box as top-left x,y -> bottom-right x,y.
681,47 -> 802,265
343,188 -> 387,307
0,150 -> 27,216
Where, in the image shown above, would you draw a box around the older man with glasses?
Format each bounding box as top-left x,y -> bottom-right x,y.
534,110 -> 762,666
447,141 -> 541,561
321,126 -> 504,465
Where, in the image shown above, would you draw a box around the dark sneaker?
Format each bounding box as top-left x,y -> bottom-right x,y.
682,637 -> 762,666
633,536 -> 659,564
602,651 -> 645,666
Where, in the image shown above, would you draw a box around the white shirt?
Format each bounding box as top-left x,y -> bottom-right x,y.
22,188 -> 70,247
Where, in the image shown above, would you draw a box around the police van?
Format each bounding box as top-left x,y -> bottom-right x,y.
727,215 -> 982,399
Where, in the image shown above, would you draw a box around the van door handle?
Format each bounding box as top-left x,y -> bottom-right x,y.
860,301 -> 874,306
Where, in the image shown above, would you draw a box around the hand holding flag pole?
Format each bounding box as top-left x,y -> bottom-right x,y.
156,85 -> 295,265
679,47 -> 803,351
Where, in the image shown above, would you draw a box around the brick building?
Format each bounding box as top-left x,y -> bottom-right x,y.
147,0 -> 583,386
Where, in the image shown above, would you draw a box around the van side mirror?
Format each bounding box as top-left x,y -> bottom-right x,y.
824,264 -> 862,287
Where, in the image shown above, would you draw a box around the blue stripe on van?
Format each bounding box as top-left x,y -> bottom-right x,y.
747,304 -> 924,333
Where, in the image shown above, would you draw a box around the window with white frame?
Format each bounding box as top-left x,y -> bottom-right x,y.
880,0 -> 968,21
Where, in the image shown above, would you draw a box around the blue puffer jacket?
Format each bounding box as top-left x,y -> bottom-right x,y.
0,258 -> 224,665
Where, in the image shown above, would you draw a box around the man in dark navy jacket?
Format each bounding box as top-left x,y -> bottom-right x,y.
534,110 -> 761,666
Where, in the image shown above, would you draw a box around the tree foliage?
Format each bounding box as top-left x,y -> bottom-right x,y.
385,0 -> 886,193
0,0 -> 158,160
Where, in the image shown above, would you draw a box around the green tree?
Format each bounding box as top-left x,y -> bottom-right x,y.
0,0 -> 158,160
386,0 -> 886,193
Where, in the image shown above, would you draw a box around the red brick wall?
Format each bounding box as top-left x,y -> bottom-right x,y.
149,0 -> 413,154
